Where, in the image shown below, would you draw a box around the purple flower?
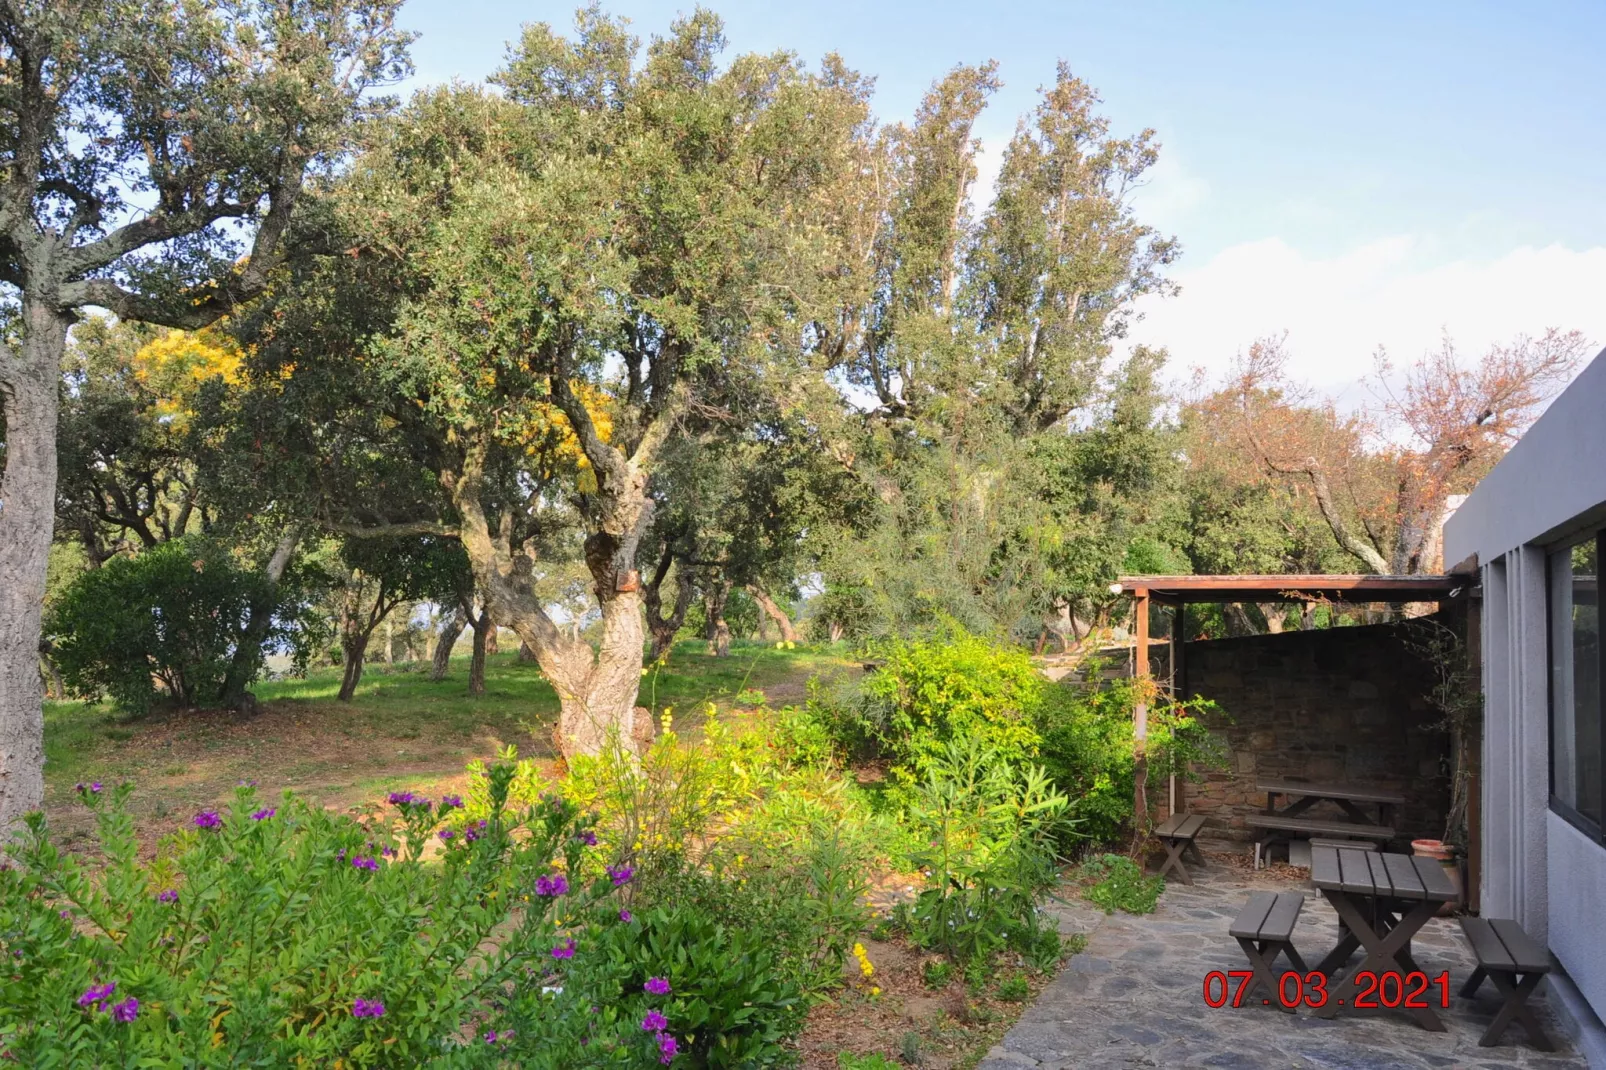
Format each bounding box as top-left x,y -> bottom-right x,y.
351,855 -> 379,872
352,998 -> 385,1018
657,1031 -> 678,1064
193,810 -> 221,829
534,874 -> 569,897
74,783 -> 84,792
157,889 -> 179,904
438,829 -> 455,842
484,1030 -> 498,1044
476,819 -> 488,829
641,1010 -> 668,1032
77,983 -> 116,1009
380,846 -> 396,858
551,939 -> 576,960
387,791 -> 428,808
576,830 -> 598,846
110,997 -> 139,1023
607,864 -> 634,887
90,782 -> 103,794
644,977 -> 671,996
463,828 -> 480,844
619,909 -> 632,922
250,807 -> 276,821
440,794 -> 462,810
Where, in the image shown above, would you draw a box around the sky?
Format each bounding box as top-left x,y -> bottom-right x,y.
394,0 -> 1606,402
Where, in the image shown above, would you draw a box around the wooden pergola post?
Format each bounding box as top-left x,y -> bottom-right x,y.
1132,587 -> 1150,846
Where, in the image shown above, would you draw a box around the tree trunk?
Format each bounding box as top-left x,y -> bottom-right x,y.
430,608 -> 465,682
746,585 -> 798,643
704,579 -> 731,657
643,544 -> 694,664
337,633 -> 371,702
467,608 -> 488,696
220,524 -> 303,712
829,620 -> 844,643
1258,604 -> 1285,634
450,417 -> 658,761
384,619 -> 395,663
483,613 -> 499,656
1300,602 -> 1315,630
518,640 -> 537,662
0,303 -> 69,837
1224,603 -> 1256,637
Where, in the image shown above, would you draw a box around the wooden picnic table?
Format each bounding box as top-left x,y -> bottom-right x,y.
1258,780 -> 1404,828
1309,845 -> 1458,1031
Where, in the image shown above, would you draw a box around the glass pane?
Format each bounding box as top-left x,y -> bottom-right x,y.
1551,536 -> 1601,823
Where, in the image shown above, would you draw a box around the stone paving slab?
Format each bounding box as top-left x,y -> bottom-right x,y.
984,855 -> 1585,1070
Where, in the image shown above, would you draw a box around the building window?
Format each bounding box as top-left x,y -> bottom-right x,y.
1550,530 -> 1603,835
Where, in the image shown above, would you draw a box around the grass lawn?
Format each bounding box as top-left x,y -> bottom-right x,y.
41,637 -> 847,847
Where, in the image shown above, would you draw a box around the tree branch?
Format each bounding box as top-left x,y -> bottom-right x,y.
328,519 -> 460,539
58,199 -> 259,280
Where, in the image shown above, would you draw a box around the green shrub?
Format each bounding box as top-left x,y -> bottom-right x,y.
860,628 -> 1044,784
895,736 -> 1069,966
1078,853 -> 1165,915
921,959 -> 954,989
1034,673 -> 1140,850
995,971 -> 1031,1002
44,537 -> 287,712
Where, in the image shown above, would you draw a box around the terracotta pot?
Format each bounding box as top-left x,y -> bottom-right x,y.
1412,839 -> 1462,913
1411,838 -> 1453,862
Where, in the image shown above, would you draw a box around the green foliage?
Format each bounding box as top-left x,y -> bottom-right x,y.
556,707 -> 883,996
45,537 -> 292,712
1034,672 -> 1140,849
838,1053 -> 901,1070
995,971 -> 1031,1002
1145,696 -> 1231,784
604,904 -> 802,1068
896,737 -> 1069,966
0,764 -> 688,1067
921,959 -> 954,989
860,628 -> 1044,784
1077,854 -> 1164,915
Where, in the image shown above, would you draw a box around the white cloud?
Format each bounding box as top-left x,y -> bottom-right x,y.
1128,238 -> 1606,403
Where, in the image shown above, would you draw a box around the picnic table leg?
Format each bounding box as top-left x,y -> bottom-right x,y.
1158,837 -> 1193,885
1316,893 -> 1446,1031
1480,970 -> 1555,1051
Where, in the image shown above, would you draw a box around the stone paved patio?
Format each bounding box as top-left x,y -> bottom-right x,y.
980,850 -> 1586,1070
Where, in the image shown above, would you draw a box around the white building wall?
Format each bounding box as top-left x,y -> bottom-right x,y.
1445,347 -> 1606,1056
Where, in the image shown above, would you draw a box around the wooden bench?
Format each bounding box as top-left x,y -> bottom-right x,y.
1246,814 -> 1394,868
1309,838 -> 1377,852
1229,891 -> 1307,1011
1153,812 -> 1206,884
1460,917 -> 1555,1051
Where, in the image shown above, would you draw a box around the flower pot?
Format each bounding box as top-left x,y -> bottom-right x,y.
1412,839 -> 1462,913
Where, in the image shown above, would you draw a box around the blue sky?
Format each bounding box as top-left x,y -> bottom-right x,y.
396,0 -> 1606,394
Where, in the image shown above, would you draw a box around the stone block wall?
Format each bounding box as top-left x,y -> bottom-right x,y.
1167,619 -> 1452,846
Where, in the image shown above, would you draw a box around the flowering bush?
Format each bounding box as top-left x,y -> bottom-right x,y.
0,764 -> 725,1067
857,628 -> 1046,785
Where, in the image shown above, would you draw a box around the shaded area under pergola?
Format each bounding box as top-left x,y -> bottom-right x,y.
1109,573 -> 1473,864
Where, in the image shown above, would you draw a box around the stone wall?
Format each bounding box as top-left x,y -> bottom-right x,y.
1168,619 -> 1452,846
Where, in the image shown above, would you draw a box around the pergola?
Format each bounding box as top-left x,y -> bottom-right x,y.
1110,573 -> 1469,829
1112,571 -> 1468,698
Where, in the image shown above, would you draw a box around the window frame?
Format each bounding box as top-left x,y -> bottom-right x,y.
1548,528 -> 1606,844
